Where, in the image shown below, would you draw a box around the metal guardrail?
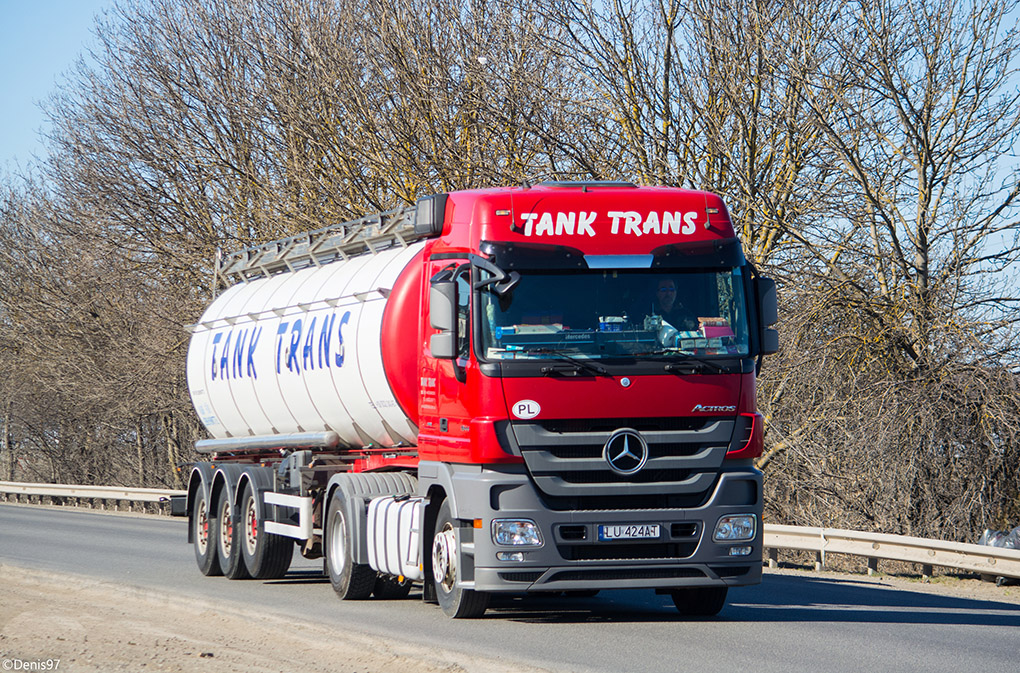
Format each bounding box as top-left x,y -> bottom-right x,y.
2,481 -> 1019,580
0,480 -> 184,511
765,524 -> 1020,580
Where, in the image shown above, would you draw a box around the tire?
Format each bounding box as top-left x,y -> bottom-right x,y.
191,490 -> 222,577
215,487 -> 250,579
670,586 -> 728,617
239,481 -> 292,579
325,491 -> 376,600
374,574 -> 413,600
432,499 -> 489,618
565,590 -> 600,598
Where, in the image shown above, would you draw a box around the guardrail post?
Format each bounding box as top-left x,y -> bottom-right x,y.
768,548 -> 778,569
922,564 -> 933,580
867,558 -> 879,576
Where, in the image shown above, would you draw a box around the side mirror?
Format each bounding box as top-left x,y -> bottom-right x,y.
761,328 -> 779,355
415,194 -> 449,238
756,277 -> 778,326
429,278 -> 457,359
430,332 -> 456,359
755,277 -> 779,356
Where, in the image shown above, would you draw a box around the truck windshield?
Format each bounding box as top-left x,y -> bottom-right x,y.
479,267 -> 750,361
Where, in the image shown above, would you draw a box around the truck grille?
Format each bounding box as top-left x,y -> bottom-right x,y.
507,418 -> 734,508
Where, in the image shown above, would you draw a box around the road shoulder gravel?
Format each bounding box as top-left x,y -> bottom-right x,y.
0,564 -> 553,673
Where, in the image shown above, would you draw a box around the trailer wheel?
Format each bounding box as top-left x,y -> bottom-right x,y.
191,490 -> 222,576
239,481 -> 292,579
432,499 -> 489,618
373,575 -> 413,600
670,586 -> 727,617
215,487 -> 251,579
325,491 -> 375,599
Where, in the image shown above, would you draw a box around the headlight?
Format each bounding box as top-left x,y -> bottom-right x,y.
491,519 -> 543,546
713,514 -> 757,542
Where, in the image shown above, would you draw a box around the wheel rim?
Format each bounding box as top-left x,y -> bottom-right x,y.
244,495 -> 258,556
196,497 -> 209,555
432,522 -> 457,592
219,496 -> 232,559
329,509 -> 346,573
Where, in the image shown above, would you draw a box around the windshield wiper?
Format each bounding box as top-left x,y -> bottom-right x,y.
630,350 -> 729,374
664,357 -> 727,374
520,347 -> 609,377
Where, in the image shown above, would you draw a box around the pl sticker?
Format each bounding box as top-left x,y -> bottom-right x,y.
512,400 -> 541,419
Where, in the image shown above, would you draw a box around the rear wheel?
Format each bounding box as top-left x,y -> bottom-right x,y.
239,481 -> 292,579
432,499 -> 488,618
216,488 -> 250,579
325,491 -> 375,599
191,490 -> 222,577
670,586 -> 728,617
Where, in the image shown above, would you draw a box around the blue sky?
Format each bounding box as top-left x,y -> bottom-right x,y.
0,0 -> 114,171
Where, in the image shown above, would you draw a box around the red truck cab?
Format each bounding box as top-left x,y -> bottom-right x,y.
402,182 -> 776,616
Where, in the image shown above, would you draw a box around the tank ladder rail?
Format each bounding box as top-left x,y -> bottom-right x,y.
214,206 -> 421,288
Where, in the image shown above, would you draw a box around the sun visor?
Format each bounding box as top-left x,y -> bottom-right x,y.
478,240 -> 588,270
651,238 -> 745,268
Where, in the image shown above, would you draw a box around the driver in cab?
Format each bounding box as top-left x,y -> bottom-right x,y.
651,278 -> 697,331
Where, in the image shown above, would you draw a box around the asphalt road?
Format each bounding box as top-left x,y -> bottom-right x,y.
1,503 -> 1017,672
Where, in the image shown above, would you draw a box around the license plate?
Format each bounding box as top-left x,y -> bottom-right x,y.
598,524 -> 660,541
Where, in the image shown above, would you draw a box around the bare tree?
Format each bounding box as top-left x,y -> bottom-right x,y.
2,0 -> 1018,538
759,0 -> 1020,536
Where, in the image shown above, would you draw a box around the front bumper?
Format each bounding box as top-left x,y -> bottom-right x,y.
422,462 -> 762,593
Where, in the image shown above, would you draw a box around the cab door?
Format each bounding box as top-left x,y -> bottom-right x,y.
419,260 -> 472,461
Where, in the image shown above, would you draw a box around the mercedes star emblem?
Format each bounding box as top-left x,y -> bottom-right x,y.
603,428 -> 649,475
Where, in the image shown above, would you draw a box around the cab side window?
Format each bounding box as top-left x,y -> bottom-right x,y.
455,266 -> 471,360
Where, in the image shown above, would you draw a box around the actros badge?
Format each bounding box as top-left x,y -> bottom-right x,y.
603,428 -> 649,475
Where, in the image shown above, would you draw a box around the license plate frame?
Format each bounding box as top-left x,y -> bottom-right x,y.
597,523 -> 661,541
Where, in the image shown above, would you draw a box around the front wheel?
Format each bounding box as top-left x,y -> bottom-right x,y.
191,490 -> 222,577
670,586 -> 728,617
432,499 -> 488,618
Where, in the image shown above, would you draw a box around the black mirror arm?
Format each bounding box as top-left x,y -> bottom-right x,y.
469,254 -> 520,295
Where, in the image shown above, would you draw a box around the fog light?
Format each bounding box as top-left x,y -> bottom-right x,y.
713,514 -> 756,542
729,546 -> 753,556
496,551 -> 525,562
491,519 -> 543,546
